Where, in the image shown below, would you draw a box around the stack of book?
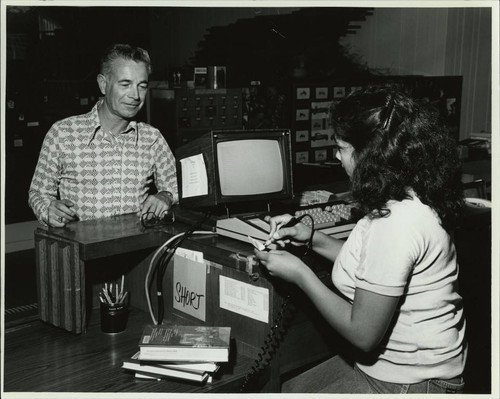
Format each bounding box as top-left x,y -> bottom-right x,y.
122,324 -> 231,384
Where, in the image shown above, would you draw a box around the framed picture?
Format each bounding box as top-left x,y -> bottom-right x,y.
311,119 -> 325,131
296,87 -> 310,100
311,101 -> 332,119
296,130 -> 309,143
314,149 -> 327,162
311,129 -> 334,148
296,151 -> 309,164
333,86 -> 346,98
296,109 -> 310,121
315,87 -> 328,99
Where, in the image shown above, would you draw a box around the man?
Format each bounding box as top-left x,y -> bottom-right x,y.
29,44 -> 177,227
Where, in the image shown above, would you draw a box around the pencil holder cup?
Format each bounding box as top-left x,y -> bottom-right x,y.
100,302 -> 128,334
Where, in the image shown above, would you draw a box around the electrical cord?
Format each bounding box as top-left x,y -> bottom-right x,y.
155,213 -> 212,324
240,214 -> 315,392
145,212 -> 213,325
155,227 -> 201,323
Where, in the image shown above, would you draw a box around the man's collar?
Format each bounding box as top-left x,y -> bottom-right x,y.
88,98 -> 139,145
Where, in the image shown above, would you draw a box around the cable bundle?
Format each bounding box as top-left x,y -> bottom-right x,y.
144,213 -> 213,325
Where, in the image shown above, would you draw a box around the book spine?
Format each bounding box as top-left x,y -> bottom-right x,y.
139,347 -> 228,363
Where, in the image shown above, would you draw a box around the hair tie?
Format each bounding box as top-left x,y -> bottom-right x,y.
382,94 -> 395,131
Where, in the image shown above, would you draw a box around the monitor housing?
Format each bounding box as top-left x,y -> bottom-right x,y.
176,129 -> 293,216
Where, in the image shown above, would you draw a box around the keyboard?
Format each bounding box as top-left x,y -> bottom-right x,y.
294,203 -> 355,229
293,202 -> 357,239
216,201 -> 358,244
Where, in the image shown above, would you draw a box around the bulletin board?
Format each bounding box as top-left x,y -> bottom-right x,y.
291,76 -> 463,165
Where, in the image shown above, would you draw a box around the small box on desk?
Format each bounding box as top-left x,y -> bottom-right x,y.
134,234 -> 284,360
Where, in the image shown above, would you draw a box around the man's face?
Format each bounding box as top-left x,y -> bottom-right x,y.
99,58 -> 149,120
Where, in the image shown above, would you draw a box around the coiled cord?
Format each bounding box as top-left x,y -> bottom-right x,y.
240,214 -> 315,392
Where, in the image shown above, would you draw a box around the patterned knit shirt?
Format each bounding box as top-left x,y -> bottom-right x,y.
28,99 -> 178,225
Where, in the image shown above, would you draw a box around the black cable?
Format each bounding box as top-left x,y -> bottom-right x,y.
240,214 -> 315,392
239,293 -> 295,392
152,211 -> 211,325
297,214 -> 315,257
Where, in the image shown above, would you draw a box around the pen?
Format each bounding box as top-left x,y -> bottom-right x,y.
119,291 -> 128,304
264,217 -> 300,247
102,288 -> 114,305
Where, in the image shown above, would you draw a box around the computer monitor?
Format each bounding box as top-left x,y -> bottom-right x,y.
175,129 -> 293,212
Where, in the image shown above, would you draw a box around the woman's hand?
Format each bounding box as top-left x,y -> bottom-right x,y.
254,249 -> 308,284
264,214 -> 313,248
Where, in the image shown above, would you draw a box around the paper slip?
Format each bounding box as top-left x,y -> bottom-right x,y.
219,275 -> 269,323
247,235 -> 267,251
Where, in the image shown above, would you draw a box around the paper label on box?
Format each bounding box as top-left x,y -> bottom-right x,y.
219,276 -> 269,323
173,250 -> 206,321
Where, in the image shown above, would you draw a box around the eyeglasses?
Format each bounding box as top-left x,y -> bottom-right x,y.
141,210 -> 175,228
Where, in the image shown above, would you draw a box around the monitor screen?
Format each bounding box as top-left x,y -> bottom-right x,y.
216,139 -> 284,196
176,129 -> 293,211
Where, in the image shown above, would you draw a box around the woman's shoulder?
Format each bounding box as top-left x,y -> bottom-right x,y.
384,194 -> 440,228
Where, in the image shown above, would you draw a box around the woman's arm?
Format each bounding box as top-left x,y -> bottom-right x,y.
256,249 -> 400,352
298,266 -> 400,351
310,230 -> 345,263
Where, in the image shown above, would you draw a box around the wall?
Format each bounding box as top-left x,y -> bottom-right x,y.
445,7 -> 492,139
340,7 -> 493,140
148,6 -> 493,140
148,7 -> 300,70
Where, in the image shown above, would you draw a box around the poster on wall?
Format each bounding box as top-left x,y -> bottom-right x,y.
296,87 -> 311,100
311,129 -> 334,148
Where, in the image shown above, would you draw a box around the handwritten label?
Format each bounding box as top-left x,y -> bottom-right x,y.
173,248 -> 206,321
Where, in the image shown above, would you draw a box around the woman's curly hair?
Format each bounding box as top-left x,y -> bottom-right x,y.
330,86 -> 464,231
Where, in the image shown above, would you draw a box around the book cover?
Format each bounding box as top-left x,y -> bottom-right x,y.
134,372 -> 213,384
130,369 -> 209,383
122,352 -> 210,383
126,351 -> 220,373
138,325 -> 230,362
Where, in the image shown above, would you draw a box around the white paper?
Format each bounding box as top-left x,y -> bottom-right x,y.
180,154 -> 208,198
173,249 -> 207,321
219,275 -> 269,323
175,247 -> 204,263
247,235 -> 266,251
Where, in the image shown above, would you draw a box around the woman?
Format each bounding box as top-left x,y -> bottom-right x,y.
255,87 -> 467,394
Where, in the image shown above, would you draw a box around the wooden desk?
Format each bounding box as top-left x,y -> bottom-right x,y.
34,213 -> 167,333
3,308 -> 255,393
29,212 -> 338,393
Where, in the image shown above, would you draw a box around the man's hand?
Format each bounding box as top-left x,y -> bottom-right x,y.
47,199 -> 79,227
139,191 -> 174,217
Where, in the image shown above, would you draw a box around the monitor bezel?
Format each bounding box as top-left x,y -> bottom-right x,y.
176,129 -> 293,210
212,129 -> 293,205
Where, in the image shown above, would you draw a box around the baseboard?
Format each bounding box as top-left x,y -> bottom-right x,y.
4,303 -> 39,329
